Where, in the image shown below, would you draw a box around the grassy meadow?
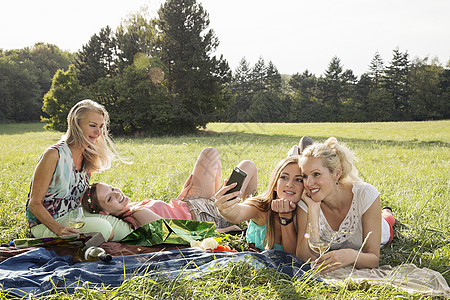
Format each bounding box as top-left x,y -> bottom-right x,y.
0,121 -> 449,299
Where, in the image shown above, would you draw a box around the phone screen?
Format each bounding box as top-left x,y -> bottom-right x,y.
225,167 -> 247,200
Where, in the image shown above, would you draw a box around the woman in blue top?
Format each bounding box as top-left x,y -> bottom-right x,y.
26,99 -> 131,241
215,137 -> 312,254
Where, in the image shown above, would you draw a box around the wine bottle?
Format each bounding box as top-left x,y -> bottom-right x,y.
79,246 -> 112,263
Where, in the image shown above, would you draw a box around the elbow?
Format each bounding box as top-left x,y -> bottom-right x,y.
222,215 -> 239,224
368,257 -> 380,269
362,260 -> 379,270
27,200 -> 42,214
356,252 -> 380,269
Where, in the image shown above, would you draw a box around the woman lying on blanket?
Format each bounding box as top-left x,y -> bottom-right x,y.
214,137 -> 314,255
293,137 -> 395,274
81,147 -> 258,233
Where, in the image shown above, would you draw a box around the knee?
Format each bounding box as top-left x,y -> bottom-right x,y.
200,147 -> 220,160
237,160 -> 257,175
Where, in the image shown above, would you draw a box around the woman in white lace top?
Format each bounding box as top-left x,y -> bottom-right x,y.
294,137 -> 394,274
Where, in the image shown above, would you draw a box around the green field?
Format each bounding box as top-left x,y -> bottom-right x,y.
0,121 -> 449,299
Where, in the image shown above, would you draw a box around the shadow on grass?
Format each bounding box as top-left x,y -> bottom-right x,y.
118,130 -> 450,149
2,123 -> 448,148
0,123 -> 47,135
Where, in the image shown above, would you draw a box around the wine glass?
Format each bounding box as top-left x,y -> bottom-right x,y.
306,222 -> 331,257
69,206 -> 86,229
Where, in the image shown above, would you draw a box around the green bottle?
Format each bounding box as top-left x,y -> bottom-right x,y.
80,246 -> 112,262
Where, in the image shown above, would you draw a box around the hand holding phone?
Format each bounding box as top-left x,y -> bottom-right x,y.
224,167 -> 247,201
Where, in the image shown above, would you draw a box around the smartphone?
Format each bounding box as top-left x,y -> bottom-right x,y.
224,167 -> 247,200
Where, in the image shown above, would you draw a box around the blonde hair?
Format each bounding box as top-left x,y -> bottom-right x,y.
62,99 -> 122,173
301,137 -> 360,183
245,156 -> 299,250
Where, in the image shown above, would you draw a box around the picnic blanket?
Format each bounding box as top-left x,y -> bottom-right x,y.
320,264 -> 450,298
0,247 -> 312,297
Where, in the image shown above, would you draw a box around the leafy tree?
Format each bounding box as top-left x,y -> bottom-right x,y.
409,57 -> 446,120
289,92 -> 323,122
113,65 -> 174,135
366,86 -> 395,121
438,68 -> 450,119
29,43 -> 72,98
345,73 -> 371,122
0,44 -> 71,121
288,70 -> 321,121
245,91 -> 288,122
42,65 -> 88,131
157,0 -> 231,129
115,9 -> 157,72
0,56 -> 41,121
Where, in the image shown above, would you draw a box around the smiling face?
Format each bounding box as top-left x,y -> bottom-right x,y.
300,157 -> 339,202
95,183 -> 131,216
79,111 -> 104,145
274,162 -> 304,204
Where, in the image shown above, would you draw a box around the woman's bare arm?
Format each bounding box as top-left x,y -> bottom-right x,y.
28,148 -> 80,236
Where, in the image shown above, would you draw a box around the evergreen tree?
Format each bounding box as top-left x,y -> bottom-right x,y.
229,57 -> 252,121
368,51 -> 384,86
366,87 -> 395,121
250,57 -> 266,94
157,0 -> 231,129
347,73 -> 371,122
320,56 -> 345,121
384,48 -> 411,120
289,70 -> 317,97
288,70 -> 321,122
75,26 -> 118,86
265,61 -> 282,92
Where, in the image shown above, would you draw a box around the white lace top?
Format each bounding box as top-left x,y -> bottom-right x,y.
298,181 -> 384,250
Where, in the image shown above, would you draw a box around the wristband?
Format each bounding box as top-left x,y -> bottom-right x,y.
279,216 -> 294,226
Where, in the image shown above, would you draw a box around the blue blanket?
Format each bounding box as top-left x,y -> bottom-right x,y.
0,247 -> 316,297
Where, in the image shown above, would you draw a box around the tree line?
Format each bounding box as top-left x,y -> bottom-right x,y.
230,51 -> 449,122
1,0 -> 448,135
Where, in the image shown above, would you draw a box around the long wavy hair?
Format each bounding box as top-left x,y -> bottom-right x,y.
244,155 -> 299,250
62,99 -> 123,174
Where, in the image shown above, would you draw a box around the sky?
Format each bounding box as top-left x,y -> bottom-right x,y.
1,0 -> 449,76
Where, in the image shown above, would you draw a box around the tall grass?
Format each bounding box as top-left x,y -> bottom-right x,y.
0,120 -> 448,298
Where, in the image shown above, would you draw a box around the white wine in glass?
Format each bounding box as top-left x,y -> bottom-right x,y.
69,206 -> 86,229
307,223 -> 331,256
309,241 -> 331,256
